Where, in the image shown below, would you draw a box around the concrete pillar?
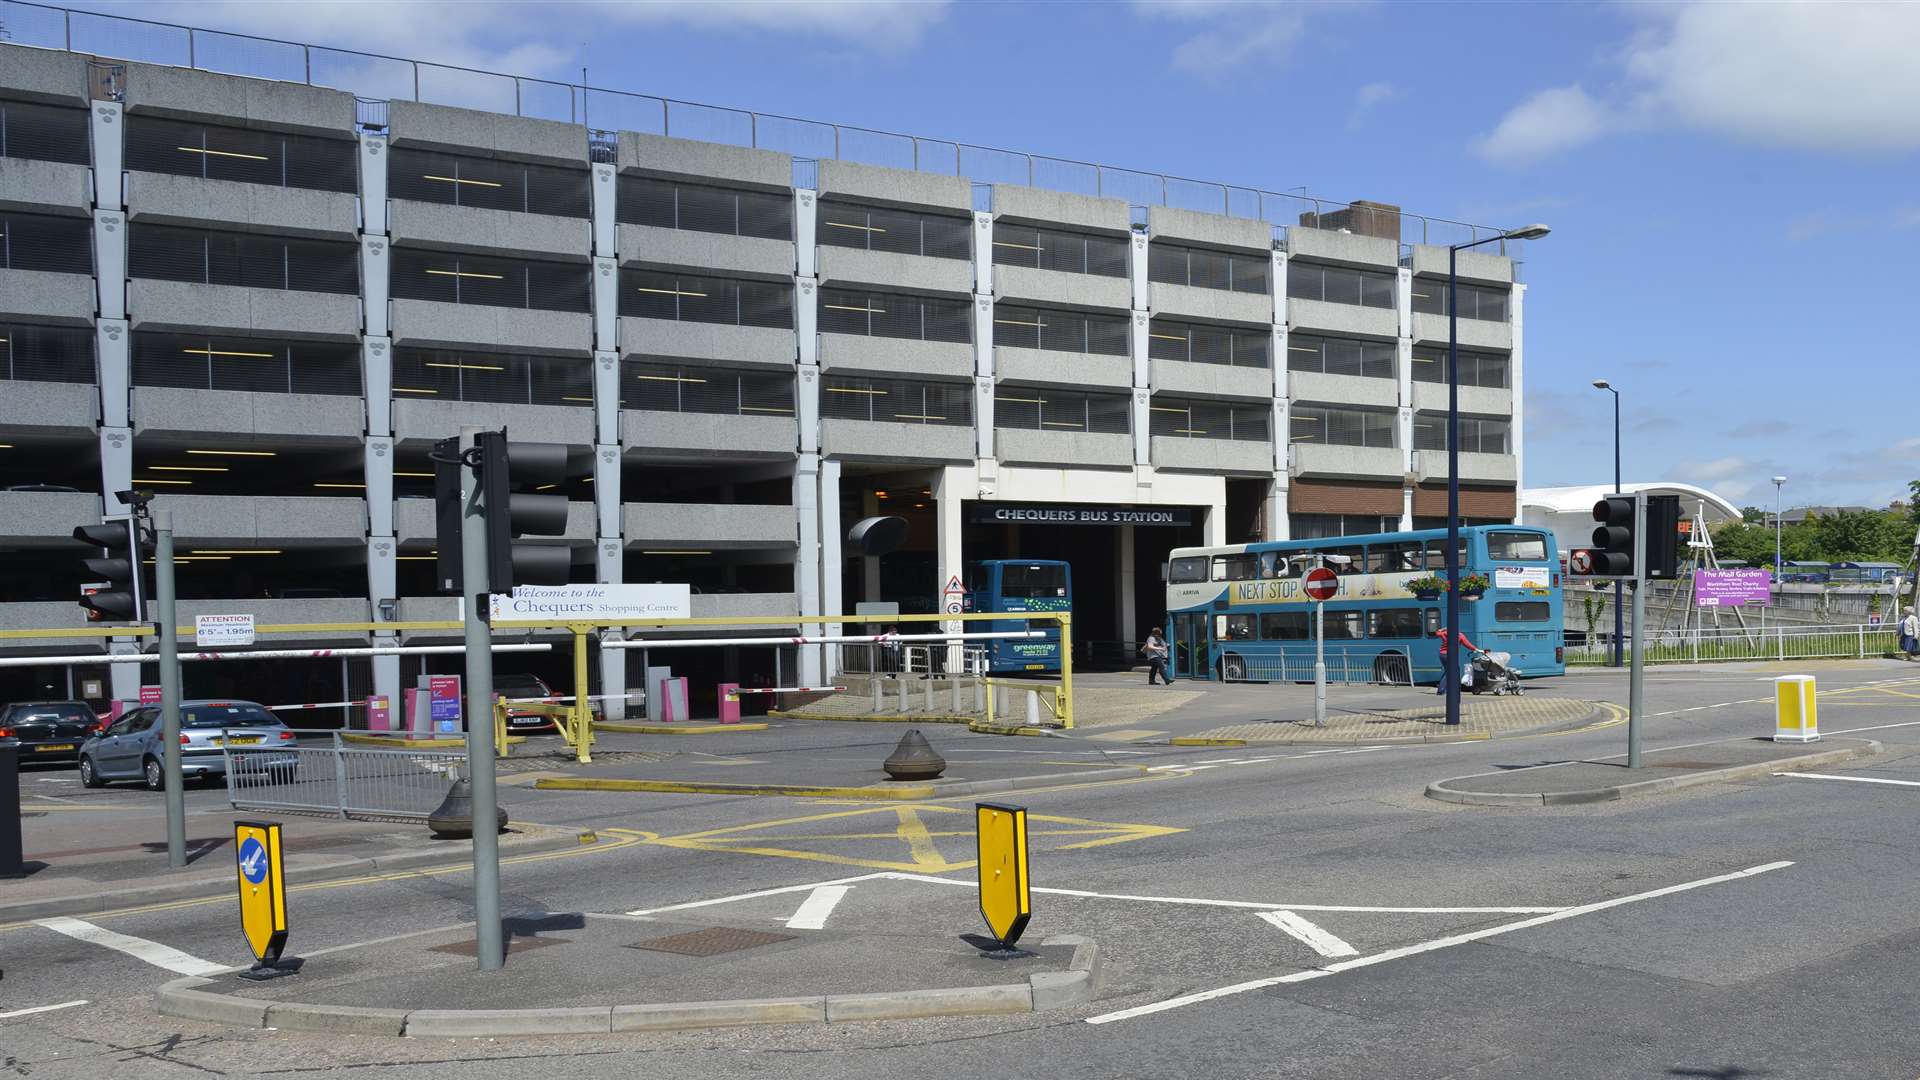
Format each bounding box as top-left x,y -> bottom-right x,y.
795,453 -> 823,684
794,189 -> 818,277
797,352 -> 820,455
90,100 -> 123,211
108,637 -> 141,702
590,162 -> 616,258
363,338 -> 392,437
370,635 -> 400,725
593,445 -> 621,538
360,238 -> 389,338
1118,525 -> 1137,643
1205,499 -> 1228,546
596,538 -> 626,719
1266,477 -> 1290,542
593,351 -> 619,446
357,132 -> 387,234
92,209 -> 124,320
819,457 -> 843,679
1510,282 -> 1526,522
1129,223 -> 1153,467
1396,268 -> 1416,531
592,257 -> 618,353
97,320 -> 128,429
363,437 -> 394,535
99,427 -> 132,517
933,467 -> 966,670
861,487 -> 882,602
367,536 -> 396,628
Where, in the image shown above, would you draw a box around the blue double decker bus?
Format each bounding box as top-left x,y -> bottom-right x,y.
965,559 -> 1071,673
1164,526 -> 1564,684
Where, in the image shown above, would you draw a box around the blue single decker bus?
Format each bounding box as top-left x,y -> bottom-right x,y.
965,559 -> 1071,673
1164,526 -> 1564,684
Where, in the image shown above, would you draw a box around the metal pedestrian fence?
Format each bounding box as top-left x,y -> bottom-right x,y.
1566,624 -> 1901,666
1218,651 -> 1419,686
224,733 -> 465,821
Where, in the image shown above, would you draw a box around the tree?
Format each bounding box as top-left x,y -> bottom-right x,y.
1741,506 -> 1768,524
1909,479 -> 1920,528
1709,521 -> 1776,565
1808,510 -> 1912,562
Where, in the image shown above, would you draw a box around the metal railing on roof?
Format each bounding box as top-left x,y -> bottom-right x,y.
6,0 -> 1523,262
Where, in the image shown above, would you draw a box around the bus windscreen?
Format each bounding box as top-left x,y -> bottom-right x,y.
1000,563 -> 1067,599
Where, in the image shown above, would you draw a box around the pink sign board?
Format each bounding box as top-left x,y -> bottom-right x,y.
366,694 -> 391,732
428,675 -> 462,731
139,685 -> 162,705
1696,568 -> 1772,607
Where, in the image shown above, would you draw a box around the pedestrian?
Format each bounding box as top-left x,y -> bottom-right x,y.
1143,627 -> 1173,686
1901,607 -> 1920,662
1432,625 -> 1480,696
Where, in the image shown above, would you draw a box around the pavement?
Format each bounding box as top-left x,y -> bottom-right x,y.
1428,733 -> 1883,805
1173,694 -> 1609,745
156,916 -> 1102,1035
6,661 -> 1920,1078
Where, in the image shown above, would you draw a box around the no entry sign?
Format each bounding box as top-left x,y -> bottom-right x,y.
1304,567 -> 1339,602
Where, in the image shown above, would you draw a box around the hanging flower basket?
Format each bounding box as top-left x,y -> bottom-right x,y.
1406,574 -> 1448,600
1457,573 -> 1491,599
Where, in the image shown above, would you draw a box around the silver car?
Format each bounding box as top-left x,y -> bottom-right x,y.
78,700 -> 299,790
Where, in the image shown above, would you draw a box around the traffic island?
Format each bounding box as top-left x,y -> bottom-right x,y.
1175,696 -> 1613,746
153,915 -> 1102,1036
1425,735 -> 1882,806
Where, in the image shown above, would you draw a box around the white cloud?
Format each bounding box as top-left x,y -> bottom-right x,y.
1477,2 -> 1920,165
1677,456 -> 1760,502
89,0 -> 950,81
1347,81 -> 1399,127
1473,85 -> 1613,166
1130,0 -> 1324,75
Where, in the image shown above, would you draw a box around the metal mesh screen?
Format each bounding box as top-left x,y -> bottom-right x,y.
389,248 -> 589,312
134,332 -> 360,396
1,323 -> 95,383
819,289 -> 970,343
993,387 -> 1130,433
126,115 -> 356,193
821,375 -> 971,426
620,270 -> 793,328
0,101 -> 91,165
387,147 -> 588,217
818,201 -> 969,260
128,225 -> 357,293
1,212 -> 93,274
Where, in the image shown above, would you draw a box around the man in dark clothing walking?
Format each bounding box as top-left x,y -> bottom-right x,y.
1433,625 -> 1480,696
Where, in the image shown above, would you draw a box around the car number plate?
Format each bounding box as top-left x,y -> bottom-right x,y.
223,736 -> 262,745
37,743 -> 76,752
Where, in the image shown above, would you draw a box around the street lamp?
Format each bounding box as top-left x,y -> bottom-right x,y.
1592,379 -> 1623,667
1445,224 -> 1549,727
1772,475 -> 1787,592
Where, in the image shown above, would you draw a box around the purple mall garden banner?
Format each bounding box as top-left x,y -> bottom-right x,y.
1696,568 -> 1772,607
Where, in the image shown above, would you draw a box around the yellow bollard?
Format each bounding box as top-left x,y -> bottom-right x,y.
1773,674 -> 1819,742
571,625 -> 594,764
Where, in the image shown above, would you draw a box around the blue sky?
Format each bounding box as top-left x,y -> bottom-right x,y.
55,0 -> 1920,510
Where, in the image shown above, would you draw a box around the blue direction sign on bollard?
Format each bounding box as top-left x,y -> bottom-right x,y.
234,820 -> 293,980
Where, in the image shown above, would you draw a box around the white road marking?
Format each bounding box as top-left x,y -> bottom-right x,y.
35,917 -> 227,976
1257,910 -> 1358,958
0,1000 -> 88,1019
1083,860 -> 1793,1025
626,872 -> 887,917
1776,772 -> 1920,788
784,884 -> 852,929
1825,720 -> 1920,735
879,872 -> 1563,914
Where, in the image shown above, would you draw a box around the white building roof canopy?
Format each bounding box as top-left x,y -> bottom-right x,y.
1520,483 -> 1741,526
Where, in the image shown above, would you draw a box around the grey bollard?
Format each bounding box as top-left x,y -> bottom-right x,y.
873,677 -> 884,713
974,679 -> 984,714
898,676 -> 909,712
1026,690 -> 1041,727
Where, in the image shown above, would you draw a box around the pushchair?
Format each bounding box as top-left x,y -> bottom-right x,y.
1466,648 -> 1524,695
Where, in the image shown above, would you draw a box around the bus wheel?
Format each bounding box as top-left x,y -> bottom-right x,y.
1373,653 -> 1410,686
1222,655 -> 1247,681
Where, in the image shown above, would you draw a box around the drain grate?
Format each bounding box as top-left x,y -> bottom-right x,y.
625,927 -> 794,957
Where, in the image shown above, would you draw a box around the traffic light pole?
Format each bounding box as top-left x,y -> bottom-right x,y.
153,510 -> 186,868
1628,491 -> 1646,769
458,428 -> 505,972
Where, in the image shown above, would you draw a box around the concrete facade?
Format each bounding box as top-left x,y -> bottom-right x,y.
0,37 -> 1523,709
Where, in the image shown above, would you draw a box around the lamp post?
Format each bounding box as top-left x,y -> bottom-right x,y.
1445,224 -> 1550,726
1592,379 -> 1622,667
1772,475 -> 1787,602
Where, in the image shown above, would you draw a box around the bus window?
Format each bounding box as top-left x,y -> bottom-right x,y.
1367,542 -> 1423,573
1326,546 -> 1364,574
1260,611 -> 1308,640
1223,614 -> 1256,640
1423,539 -> 1469,571
1215,554 -> 1259,581
1495,601 -> 1552,622
1367,609 -> 1426,638
1002,563 -> 1067,598
1259,550 -> 1280,579
1169,556 -> 1209,584
1324,611 -> 1365,639
1486,531 -> 1549,562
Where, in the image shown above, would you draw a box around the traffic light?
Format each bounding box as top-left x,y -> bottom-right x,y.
73,522 -> 144,621
1588,495 -> 1636,578
431,433 -> 574,594
478,432 -> 571,589
1644,494 -> 1681,581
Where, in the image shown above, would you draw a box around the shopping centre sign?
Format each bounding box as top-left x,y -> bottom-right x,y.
488,584 -> 692,621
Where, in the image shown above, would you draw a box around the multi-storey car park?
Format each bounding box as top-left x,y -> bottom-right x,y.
0,29 -> 1528,718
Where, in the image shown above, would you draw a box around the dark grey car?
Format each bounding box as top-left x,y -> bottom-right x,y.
78,700 -> 299,790
0,701 -> 101,763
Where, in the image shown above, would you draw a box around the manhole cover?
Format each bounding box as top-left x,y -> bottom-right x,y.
429,935 -> 569,957
625,927 -> 794,957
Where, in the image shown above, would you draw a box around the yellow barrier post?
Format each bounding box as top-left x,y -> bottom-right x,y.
1774,674 -> 1819,742
975,802 -> 1032,955
493,697 -> 511,759
233,820 -> 292,980
1056,612 -> 1073,730
570,624 -> 594,764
